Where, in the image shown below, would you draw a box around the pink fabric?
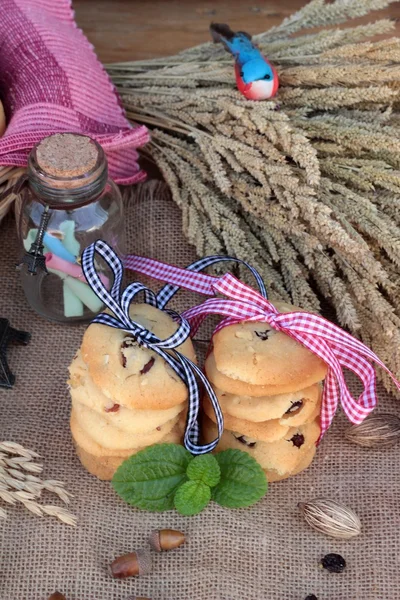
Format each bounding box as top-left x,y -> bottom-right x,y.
125,253 -> 400,439
0,0 -> 149,184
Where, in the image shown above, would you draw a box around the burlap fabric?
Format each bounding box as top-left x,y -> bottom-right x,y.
0,182 -> 399,600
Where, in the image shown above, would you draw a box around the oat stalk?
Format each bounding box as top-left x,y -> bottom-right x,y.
0,442 -> 76,526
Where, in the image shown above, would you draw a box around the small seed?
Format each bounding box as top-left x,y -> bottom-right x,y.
47,593 -> 66,600
320,553 -> 346,573
344,413 -> 400,448
149,529 -> 186,552
298,498 -> 361,540
111,549 -> 152,579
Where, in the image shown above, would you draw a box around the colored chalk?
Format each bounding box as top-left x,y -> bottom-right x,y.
48,267 -> 103,313
59,220 -> 80,257
45,253 -> 109,287
63,282 -> 84,317
43,233 -> 76,263
64,276 -> 103,313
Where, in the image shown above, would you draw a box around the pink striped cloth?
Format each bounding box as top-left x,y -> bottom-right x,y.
0,0 -> 149,184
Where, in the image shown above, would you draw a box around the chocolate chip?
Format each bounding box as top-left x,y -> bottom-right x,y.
234,434 -> 256,448
140,357 -> 155,375
105,403 -> 120,413
255,330 -> 271,341
321,553 -> 346,573
290,433 -> 305,448
285,400 -> 303,415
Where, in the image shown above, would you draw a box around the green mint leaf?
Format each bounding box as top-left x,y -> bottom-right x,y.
186,454 -> 221,487
174,480 -> 211,516
212,449 -> 267,508
112,443 -> 193,512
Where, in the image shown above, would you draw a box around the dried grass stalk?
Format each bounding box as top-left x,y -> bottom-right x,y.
0,442 -> 76,526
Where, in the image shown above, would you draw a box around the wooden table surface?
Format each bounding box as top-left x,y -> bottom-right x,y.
73,0 -> 400,63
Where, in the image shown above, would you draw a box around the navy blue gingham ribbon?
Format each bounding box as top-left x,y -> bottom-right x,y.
81,240 -> 223,455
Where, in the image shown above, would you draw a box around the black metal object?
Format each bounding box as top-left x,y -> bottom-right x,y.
18,204 -> 50,275
0,318 -> 31,389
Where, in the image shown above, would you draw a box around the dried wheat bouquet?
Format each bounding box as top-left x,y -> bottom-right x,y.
107,0 -> 400,394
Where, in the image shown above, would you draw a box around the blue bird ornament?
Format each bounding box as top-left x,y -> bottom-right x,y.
210,23 -> 279,100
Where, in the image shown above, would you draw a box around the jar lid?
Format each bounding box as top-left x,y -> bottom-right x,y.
28,133 -> 108,207
36,133 -> 98,179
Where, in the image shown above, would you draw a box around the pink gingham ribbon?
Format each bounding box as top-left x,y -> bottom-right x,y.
125,254 -> 400,438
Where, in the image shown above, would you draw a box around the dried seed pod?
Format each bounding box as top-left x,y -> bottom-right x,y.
110,549 -> 152,579
149,528 -> 185,552
47,593 -> 66,600
298,498 -> 361,539
344,413 -> 400,448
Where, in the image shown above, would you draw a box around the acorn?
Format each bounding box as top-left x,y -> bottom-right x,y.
110,549 -> 152,579
149,529 -> 186,552
47,594 -> 66,600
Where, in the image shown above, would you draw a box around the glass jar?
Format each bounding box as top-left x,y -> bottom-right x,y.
18,133 -> 125,323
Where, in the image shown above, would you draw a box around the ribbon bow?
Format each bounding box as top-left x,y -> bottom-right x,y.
81,240 -> 223,455
125,253 -> 400,439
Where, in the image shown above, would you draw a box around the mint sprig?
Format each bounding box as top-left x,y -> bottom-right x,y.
112,443 -> 193,512
174,480 -> 211,516
186,454 -> 221,487
112,444 -> 267,516
212,449 -> 268,508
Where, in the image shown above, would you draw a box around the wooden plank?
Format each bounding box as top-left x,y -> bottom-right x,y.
74,0 -> 400,63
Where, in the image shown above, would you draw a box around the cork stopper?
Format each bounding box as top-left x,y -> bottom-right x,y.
36,133 -> 98,178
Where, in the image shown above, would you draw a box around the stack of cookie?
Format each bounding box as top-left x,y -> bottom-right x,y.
203,301 -> 327,482
68,304 -> 196,480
